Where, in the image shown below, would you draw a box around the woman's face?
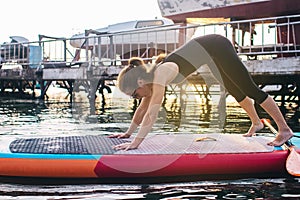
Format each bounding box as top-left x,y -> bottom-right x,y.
129,84 -> 152,99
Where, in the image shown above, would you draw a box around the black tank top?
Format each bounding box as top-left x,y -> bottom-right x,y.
163,34 -> 224,84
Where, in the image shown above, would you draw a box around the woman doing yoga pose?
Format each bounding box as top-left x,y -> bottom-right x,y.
110,34 -> 294,151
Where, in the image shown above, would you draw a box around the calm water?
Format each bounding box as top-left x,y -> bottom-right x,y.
0,85 -> 300,199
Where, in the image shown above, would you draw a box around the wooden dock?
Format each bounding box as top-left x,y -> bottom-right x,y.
1,55 -> 298,112
0,15 -> 299,118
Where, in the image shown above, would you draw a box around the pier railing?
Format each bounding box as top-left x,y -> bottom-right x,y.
0,14 -> 299,76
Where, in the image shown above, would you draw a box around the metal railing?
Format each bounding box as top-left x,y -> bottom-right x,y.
1,14 -> 299,70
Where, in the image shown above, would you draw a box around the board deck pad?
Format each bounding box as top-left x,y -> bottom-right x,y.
9,135 -> 129,155
9,134 -> 274,155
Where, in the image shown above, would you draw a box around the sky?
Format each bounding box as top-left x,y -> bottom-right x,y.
0,0 -> 162,43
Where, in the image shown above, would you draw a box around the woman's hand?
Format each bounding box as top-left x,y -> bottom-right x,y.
108,132 -> 131,139
113,137 -> 143,151
113,142 -> 138,151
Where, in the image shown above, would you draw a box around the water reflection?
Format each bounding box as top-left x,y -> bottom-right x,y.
0,178 -> 299,199
0,84 -> 300,199
1,83 -> 298,135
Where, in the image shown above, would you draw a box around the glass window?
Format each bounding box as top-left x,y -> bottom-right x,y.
135,20 -> 164,28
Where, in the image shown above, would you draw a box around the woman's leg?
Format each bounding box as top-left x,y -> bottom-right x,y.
260,95 -> 294,146
238,97 -> 264,136
207,58 -> 265,135
219,72 -> 264,135
221,66 -> 293,144
198,35 -> 293,144
197,35 -> 267,135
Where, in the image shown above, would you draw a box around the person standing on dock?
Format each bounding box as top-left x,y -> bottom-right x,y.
110,34 -> 294,150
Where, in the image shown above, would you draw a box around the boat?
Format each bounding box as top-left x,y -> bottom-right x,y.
0,36 -> 42,69
157,0 -> 300,51
0,131 -> 299,183
69,18 -> 181,63
0,36 -> 29,64
158,0 -> 300,22
69,18 -> 178,48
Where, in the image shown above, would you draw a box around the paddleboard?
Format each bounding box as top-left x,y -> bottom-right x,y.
0,133 -> 298,182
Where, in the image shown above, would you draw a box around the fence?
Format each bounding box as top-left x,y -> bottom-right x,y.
0,14 -> 299,70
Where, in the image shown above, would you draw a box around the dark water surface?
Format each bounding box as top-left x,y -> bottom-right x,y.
0,85 -> 300,199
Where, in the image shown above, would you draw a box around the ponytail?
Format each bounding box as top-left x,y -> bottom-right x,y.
128,57 -> 145,67
154,53 -> 166,64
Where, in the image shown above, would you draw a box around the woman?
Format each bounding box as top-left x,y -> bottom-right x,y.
111,34 -> 293,151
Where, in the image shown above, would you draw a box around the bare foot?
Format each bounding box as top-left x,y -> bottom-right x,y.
267,129 -> 294,146
243,121 -> 264,137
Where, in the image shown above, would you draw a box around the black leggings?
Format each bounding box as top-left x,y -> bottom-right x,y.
195,35 -> 268,104
166,34 -> 268,104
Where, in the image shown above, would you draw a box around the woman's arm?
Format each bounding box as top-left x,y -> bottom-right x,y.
113,62 -> 178,150
109,97 -> 150,138
125,97 -> 151,136
114,84 -> 165,150
130,84 -> 165,146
